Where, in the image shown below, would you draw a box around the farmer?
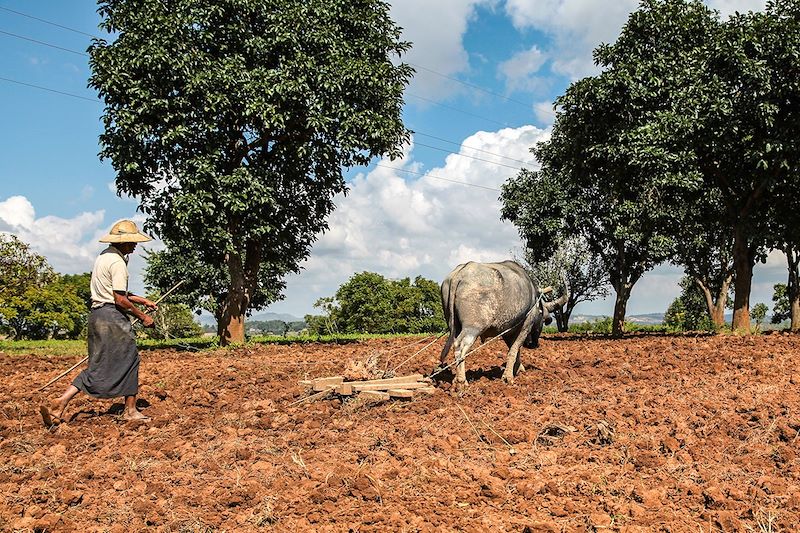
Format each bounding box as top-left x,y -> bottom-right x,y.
40,220 -> 158,427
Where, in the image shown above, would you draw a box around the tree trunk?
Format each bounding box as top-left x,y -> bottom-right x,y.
611,283 -> 631,338
731,226 -> 754,332
787,247 -> 800,332
695,276 -> 730,329
554,309 -> 569,332
219,253 -> 250,346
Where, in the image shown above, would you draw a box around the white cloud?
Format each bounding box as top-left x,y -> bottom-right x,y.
0,195 -> 105,274
500,0 -> 767,83
706,0 -> 767,18
265,125 -> 548,317
0,196 -> 156,294
532,100 -> 556,128
503,0 -> 639,80
390,0 -> 497,100
498,45 -> 548,92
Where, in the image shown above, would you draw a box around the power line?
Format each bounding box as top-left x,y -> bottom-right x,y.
406,92 -> 510,128
412,131 -> 533,166
0,6 -> 97,38
0,29 -> 89,56
0,4 -> 557,121
412,141 -> 528,171
374,164 -> 503,192
0,76 -> 98,103
409,62 -> 535,110
408,63 -> 558,119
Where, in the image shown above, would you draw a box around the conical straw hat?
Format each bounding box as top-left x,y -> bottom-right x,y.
98,220 -> 153,243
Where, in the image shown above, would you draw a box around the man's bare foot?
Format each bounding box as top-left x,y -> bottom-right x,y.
39,405 -> 62,428
122,410 -> 150,422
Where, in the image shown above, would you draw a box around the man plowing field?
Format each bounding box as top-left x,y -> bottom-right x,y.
40,220 -> 158,427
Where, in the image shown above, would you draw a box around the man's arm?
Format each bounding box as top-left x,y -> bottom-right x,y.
127,294 -> 158,310
113,291 -> 155,327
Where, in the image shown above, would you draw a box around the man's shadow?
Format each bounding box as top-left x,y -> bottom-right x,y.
69,398 -> 151,421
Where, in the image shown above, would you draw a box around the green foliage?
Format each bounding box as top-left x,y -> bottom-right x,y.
0,235 -> 90,339
4,277 -> 88,340
771,283 -> 790,324
0,233 -> 55,334
308,272 -> 446,335
751,302 -> 768,329
520,237 -> 609,332
89,0 -> 412,343
247,319 -> 306,336
141,291 -> 203,340
501,1 -> 718,336
664,277 -> 715,332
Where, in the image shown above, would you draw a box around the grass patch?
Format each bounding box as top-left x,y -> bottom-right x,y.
0,332 -> 436,356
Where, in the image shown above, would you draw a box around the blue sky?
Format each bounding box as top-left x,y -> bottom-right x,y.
1,0 -> 781,320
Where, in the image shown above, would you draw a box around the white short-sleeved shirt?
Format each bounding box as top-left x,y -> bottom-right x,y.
90,246 -> 129,308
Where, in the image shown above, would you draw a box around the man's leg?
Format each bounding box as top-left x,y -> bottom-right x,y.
40,385 -> 80,427
123,395 -> 150,421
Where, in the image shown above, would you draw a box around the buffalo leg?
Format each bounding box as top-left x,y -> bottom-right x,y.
439,333 -> 454,365
453,329 -> 479,385
502,331 -> 528,383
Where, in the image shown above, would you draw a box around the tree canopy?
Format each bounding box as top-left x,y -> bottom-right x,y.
503,0 -> 800,335
0,234 -> 90,340
305,272 -> 445,335
89,0 -> 413,344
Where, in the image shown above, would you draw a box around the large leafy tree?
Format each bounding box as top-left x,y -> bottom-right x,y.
306,272 -> 445,334
89,0 -> 412,344
660,0 -> 800,331
502,1 -> 711,337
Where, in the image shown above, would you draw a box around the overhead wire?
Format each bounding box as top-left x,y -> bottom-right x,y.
0,6 -> 97,38
373,164 -> 503,192
405,92 -> 510,128
0,28 -> 89,56
411,131 -> 533,166
0,6 -> 539,189
412,141 -> 529,171
0,76 -> 98,103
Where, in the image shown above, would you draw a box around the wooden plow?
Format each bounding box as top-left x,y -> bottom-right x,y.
292,374 -> 435,405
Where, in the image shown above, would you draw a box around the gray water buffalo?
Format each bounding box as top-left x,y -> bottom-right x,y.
439,260 -> 568,385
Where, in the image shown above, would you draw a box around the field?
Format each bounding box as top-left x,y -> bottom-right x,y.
1,333 -> 799,532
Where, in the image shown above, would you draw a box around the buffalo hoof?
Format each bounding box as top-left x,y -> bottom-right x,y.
501,372 -> 515,384
517,364 -> 526,374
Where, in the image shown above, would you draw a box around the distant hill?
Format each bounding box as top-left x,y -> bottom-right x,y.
197,311 -> 303,326
569,313 -> 665,325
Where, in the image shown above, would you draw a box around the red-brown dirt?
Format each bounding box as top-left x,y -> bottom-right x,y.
2,333 -> 800,532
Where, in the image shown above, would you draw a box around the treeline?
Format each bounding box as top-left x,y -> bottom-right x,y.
304,272 -> 445,335
501,0 -> 800,336
0,234 -> 201,340
246,320 -> 307,336
665,277 -> 791,332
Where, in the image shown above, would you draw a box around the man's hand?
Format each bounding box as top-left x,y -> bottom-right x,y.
141,299 -> 158,311
141,315 -> 155,328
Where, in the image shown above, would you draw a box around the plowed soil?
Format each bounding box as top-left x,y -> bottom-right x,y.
2,333 -> 800,532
